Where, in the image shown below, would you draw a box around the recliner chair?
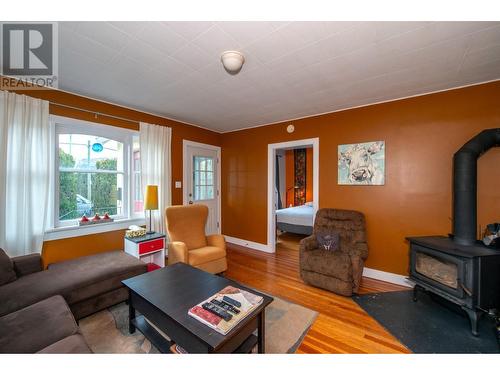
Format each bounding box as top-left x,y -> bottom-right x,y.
165,204 -> 227,274
299,208 -> 369,296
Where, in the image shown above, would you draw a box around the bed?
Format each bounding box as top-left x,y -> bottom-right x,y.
275,204 -> 314,235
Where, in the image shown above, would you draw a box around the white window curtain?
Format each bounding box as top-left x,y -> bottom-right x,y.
0,91 -> 53,257
139,122 -> 172,234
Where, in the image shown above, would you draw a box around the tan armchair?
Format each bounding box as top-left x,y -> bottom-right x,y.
165,204 -> 227,274
299,208 -> 369,296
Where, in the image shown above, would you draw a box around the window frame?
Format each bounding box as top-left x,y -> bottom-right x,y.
132,148 -> 143,214
52,115 -> 142,229
192,155 -> 215,201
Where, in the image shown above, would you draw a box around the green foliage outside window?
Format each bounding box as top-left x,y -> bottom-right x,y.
59,149 -> 77,219
92,159 -> 118,215
58,149 -> 119,220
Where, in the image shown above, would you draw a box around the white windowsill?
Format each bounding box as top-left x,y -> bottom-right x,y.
44,217 -> 146,241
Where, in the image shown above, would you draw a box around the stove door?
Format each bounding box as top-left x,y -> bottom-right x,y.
410,244 -> 467,299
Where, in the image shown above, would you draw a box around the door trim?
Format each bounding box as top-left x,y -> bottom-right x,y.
267,137 -> 319,253
182,140 -> 222,234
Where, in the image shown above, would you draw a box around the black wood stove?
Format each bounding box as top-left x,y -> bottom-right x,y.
407,128 -> 500,336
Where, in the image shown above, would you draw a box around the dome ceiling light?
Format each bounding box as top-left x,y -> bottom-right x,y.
220,50 -> 245,75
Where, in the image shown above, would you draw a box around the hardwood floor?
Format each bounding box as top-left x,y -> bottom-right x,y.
225,233 -> 411,354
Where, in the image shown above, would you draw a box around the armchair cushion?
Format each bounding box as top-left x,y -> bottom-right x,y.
189,246 -> 226,267
168,242 -> 189,265
206,234 -> 226,250
166,204 -> 228,275
0,248 -> 16,286
166,205 -> 208,249
300,235 -> 318,252
299,208 -> 368,296
301,249 -> 352,281
314,208 -> 368,260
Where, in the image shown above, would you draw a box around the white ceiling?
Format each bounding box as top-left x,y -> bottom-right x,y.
58,21 -> 500,133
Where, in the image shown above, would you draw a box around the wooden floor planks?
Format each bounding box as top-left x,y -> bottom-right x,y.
225,233 -> 411,354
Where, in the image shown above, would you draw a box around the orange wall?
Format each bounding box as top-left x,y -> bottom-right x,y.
42,230 -> 127,267
221,81 -> 500,275
6,86 -> 221,266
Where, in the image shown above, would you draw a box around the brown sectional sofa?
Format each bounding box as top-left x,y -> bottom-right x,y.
0,248 -> 147,353
0,295 -> 91,353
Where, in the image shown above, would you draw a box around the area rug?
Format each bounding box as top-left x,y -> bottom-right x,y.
79,297 -> 317,354
353,290 -> 499,353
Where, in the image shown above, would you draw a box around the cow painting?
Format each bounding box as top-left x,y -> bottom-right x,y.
338,141 -> 385,185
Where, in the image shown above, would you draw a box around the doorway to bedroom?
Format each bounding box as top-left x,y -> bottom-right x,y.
267,138 -> 319,253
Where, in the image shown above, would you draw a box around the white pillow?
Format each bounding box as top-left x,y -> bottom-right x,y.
305,201 -> 313,207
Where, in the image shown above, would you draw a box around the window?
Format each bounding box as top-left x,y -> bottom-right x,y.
54,116 -> 142,227
193,155 -> 214,201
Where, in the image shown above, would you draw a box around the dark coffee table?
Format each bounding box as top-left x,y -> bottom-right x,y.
122,263 -> 274,353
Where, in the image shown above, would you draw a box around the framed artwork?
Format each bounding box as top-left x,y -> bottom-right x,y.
294,148 -> 307,206
338,141 -> 385,185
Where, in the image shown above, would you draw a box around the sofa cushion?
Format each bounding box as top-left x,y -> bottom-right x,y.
300,249 -> 352,281
12,253 -> 42,277
48,251 -> 147,304
0,248 -> 16,286
0,251 -> 146,317
70,287 -> 128,321
0,295 -> 78,353
61,268 -> 144,306
189,246 -> 226,266
0,267 -> 71,317
37,334 -> 92,354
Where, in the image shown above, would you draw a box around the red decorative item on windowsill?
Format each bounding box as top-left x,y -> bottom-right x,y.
78,215 -> 92,226
78,213 -> 114,226
101,212 -> 113,223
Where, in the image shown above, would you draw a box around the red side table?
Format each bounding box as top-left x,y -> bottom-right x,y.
124,232 -> 166,270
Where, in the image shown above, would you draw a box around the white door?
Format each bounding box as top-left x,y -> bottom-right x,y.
183,141 -> 220,235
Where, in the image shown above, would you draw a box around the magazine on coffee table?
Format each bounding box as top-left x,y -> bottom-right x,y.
188,285 -> 263,335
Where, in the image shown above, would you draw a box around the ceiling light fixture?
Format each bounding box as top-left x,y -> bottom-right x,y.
221,50 -> 245,75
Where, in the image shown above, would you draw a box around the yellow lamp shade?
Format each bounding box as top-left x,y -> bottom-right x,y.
144,185 -> 159,210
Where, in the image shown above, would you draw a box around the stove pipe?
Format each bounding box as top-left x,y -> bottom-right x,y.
453,128 -> 500,245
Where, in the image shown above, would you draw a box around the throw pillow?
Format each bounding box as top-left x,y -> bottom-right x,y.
316,232 -> 340,251
0,248 -> 17,286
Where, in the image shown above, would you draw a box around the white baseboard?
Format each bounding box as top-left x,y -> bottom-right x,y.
224,235 -> 273,253
225,234 -> 414,287
363,267 -> 414,288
